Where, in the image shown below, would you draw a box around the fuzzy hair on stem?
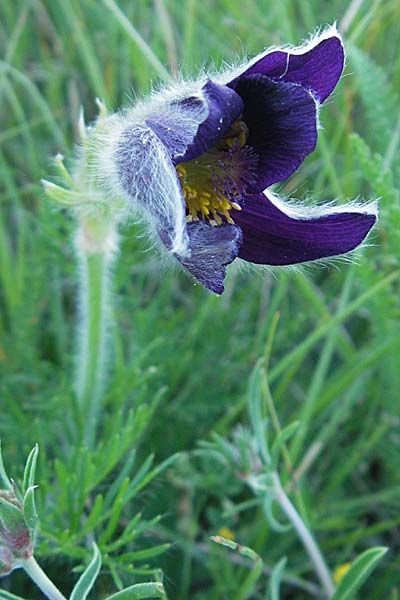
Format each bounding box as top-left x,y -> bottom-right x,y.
74,217 -> 118,446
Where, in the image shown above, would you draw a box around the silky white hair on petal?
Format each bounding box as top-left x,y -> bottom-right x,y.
130,78 -> 208,122
235,247 -> 366,283
91,121 -> 187,256
264,189 -> 378,221
219,23 -> 344,85
231,188 -> 377,282
86,82 -> 212,257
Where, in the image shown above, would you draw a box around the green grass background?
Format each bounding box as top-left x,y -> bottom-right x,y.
0,0 -> 400,598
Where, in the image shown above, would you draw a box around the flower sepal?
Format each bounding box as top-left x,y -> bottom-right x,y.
0,545 -> 14,576
0,492 -> 32,561
41,153 -> 108,211
0,444 -> 39,574
43,101 -> 121,255
42,100 -> 114,214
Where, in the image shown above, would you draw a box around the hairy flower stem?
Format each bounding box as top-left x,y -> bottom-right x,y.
272,472 -> 335,598
23,556 -> 67,600
75,215 -> 116,447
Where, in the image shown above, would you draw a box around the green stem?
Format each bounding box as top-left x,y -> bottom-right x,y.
76,217 -> 115,446
22,556 -> 67,600
272,472 -> 335,598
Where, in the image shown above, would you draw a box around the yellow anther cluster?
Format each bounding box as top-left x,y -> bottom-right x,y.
176,118 -> 248,226
176,164 -> 241,225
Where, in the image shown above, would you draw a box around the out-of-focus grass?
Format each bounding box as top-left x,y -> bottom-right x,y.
0,0 -> 399,598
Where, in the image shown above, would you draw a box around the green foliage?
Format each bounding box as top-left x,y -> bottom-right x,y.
1,0 -> 400,598
22,445 -> 39,495
0,442 -> 13,492
69,543 -> 101,600
105,582 -> 166,600
266,557 -> 287,600
348,46 -> 399,158
0,445 -> 38,567
350,132 -> 400,258
331,547 -> 388,600
210,536 -> 263,599
0,592 -> 28,600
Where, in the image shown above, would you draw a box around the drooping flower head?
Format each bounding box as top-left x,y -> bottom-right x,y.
93,26 -> 377,294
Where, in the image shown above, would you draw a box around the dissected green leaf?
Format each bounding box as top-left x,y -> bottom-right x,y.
331,547 -> 388,600
0,592 -> 29,600
350,133 -> 398,203
22,486 -> 38,533
248,360 -> 270,466
69,543 -> 102,600
349,46 -> 398,153
0,442 -> 13,492
210,535 -> 259,562
80,494 -> 104,536
236,559 -> 263,600
105,582 -> 166,600
0,497 -> 25,531
118,543 -> 171,562
271,422 -> 299,466
263,495 -> 290,533
266,557 -> 287,600
22,445 -> 39,495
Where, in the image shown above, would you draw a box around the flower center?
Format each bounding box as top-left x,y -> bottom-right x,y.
176,119 -> 256,226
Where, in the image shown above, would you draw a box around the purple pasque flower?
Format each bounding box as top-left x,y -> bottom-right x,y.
96,26 -> 376,294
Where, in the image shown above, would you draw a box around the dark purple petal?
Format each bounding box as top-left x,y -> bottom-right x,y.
235,193 -> 376,264
145,94 -> 208,162
233,75 -> 317,190
174,221 -> 242,293
178,80 -> 244,162
233,33 -> 344,102
146,80 -> 243,163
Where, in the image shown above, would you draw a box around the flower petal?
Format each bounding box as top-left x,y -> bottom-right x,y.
235,192 -> 377,265
233,75 -> 317,190
145,80 -> 243,163
144,91 -> 209,162
231,28 -> 344,103
178,80 -> 244,161
174,221 -> 243,294
115,123 -> 189,255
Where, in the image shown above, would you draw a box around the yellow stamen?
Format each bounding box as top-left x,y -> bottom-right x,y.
176,118 -> 248,226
